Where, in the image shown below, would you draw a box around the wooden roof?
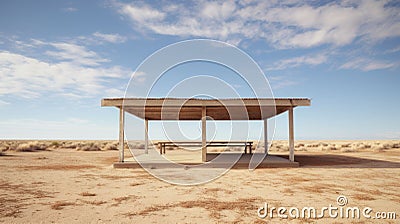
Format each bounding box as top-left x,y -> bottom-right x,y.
101,98 -> 311,120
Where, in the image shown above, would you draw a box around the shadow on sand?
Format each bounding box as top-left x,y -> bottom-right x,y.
276,154 -> 400,168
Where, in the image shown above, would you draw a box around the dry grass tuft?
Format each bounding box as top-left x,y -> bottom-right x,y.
130,182 -> 144,187
352,194 -> 375,201
76,143 -> 101,151
296,147 -> 307,151
111,196 -> 136,206
203,187 -> 233,195
0,196 -> 25,217
282,188 -> 295,195
386,142 -> 400,149
31,181 -> 46,185
322,146 -> 337,151
371,146 -> 385,152
306,143 -> 320,148
16,141 -> 47,152
285,176 -> 312,184
127,197 -> 262,219
50,141 -> 61,148
113,196 -> 130,203
136,143 -> 146,149
103,142 -> 118,151
0,140 -> 124,151
300,185 -> 324,193
81,200 -> 107,205
51,201 -> 75,210
79,192 -> 96,197
340,148 -> 355,153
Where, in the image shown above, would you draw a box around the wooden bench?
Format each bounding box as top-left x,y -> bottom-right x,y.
156,141 -> 253,154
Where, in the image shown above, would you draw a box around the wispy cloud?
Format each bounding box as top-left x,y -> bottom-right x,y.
57,32 -> 128,46
268,76 -> 299,90
63,7 -> 78,12
340,58 -> 396,71
92,32 -> 127,44
0,37 -> 131,99
112,0 -> 400,48
385,45 -> 400,54
0,50 -> 129,98
45,42 -> 109,66
119,2 -> 166,23
267,54 -> 327,71
132,71 -> 146,83
0,99 -> 10,106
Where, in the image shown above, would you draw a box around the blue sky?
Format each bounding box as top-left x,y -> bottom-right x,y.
0,0 -> 399,140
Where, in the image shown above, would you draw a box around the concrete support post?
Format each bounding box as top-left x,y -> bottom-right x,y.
264,119 -> 268,154
288,107 -> 295,162
119,107 -> 125,163
145,119 -> 149,154
201,106 -> 207,162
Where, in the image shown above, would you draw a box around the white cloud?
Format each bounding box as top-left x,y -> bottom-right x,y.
0,37 -> 133,99
132,71 -> 146,83
113,0 -> 400,48
340,58 -> 396,71
0,99 -> 9,106
0,50 -> 130,98
267,54 -> 327,70
268,76 -> 299,89
92,32 -> 127,43
104,88 -> 125,97
73,32 -> 128,45
45,42 -> 109,66
385,45 -> 400,53
119,3 -> 165,24
63,7 -> 78,12
200,1 -> 236,20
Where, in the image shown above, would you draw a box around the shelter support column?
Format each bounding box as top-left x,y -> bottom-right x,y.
145,119 -> 149,154
264,119 -> 268,154
119,107 -> 125,163
288,107 -> 294,162
201,106 -> 207,162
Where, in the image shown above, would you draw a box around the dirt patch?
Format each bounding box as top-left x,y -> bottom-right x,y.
51,201 -> 75,210
352,194 -> 375,201
79,192 -> 96,197
79,200 -> 107,206
0,181 -> 54,217
127,197 -> 262,220
112,195 -> 140,206
20,164 -> 97,170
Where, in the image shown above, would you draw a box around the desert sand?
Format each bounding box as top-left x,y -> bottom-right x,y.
0,140 -> 399,223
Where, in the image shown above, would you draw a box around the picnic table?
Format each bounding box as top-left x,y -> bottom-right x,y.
156,141 -> 254,154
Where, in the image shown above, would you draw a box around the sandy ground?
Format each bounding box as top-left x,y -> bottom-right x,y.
0,140 -> 399,223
